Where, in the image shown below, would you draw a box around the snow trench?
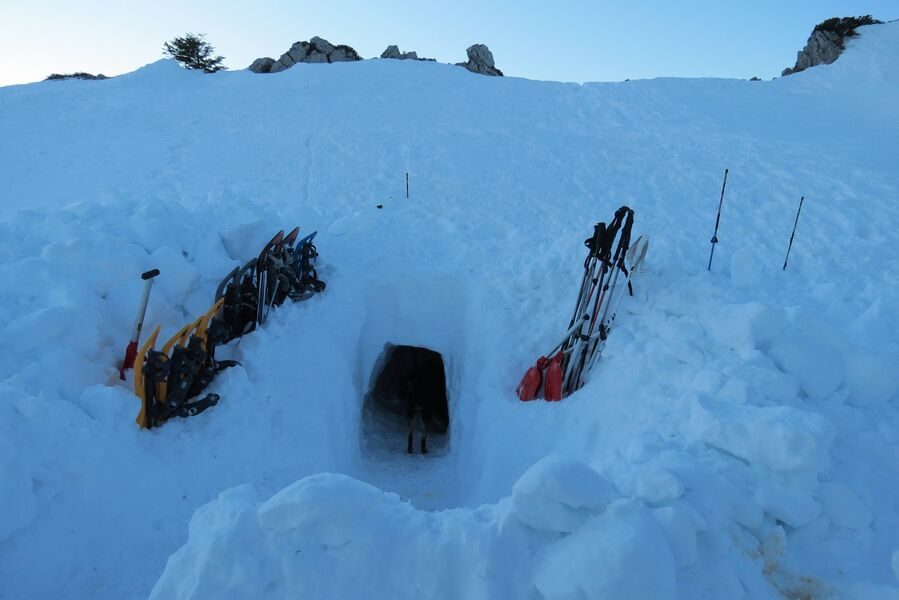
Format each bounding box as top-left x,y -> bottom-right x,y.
351,275 -> 470,509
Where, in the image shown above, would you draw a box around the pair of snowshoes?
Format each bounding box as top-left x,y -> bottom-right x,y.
215,227 -> 326,343
134,298 -> 238,429
518,207 -> 649,402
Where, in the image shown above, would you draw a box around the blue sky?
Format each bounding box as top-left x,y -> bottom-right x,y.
2,0 -> 897,85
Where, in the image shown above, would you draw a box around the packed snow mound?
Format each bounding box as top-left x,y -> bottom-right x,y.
150,464 -> 678,600
1,19 -> 899,600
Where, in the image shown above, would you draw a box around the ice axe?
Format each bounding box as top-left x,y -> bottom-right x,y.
119,268 -> 160,380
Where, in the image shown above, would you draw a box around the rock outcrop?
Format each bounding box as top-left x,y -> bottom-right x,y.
379,45 -> 434,61
782,15 -> 882,76
249,37 -> 362,74
248,57 -> 275,74
456,44 -> 503,77
249,38 -> 503,76
45,72 -> 108,81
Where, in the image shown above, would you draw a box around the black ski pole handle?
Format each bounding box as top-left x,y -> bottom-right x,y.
142,269 -> 160,280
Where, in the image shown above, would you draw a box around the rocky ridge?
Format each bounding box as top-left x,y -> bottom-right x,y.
249,36 -> 363,73
248,38 -> 502,76
782,15 -> 883,76
380,45 -> 434,61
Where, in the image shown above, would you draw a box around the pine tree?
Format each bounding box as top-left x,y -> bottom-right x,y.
163,33 -> 226,73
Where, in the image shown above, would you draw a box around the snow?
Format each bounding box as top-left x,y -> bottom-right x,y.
510,454 -> 619,532
1,20 -> 898,599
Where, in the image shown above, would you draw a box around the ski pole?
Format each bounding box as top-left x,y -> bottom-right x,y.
119,268 -> 160,380
574,208 -> 634,391
707,168 -> 728,271
563,209 -> 626,394
566,223 -> 605,333
783,196 -> 805,271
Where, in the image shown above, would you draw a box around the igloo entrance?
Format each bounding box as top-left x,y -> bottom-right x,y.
362,344 -> 450,455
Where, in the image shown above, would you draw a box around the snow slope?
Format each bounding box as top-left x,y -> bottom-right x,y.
1,21 -> 898,599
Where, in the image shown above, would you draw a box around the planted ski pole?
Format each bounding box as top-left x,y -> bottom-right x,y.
119,268 -> 160,380
707,168 -> 729,271
406,172 -> 410,199
783,196 -> 805,271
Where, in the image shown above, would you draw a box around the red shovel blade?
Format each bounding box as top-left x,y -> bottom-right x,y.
517,365 -> 542,401
119,340 -> 138,381
544,352 -> 564,402
517,356 -> 552,401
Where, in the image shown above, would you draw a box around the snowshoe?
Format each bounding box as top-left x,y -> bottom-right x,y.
215,227 -> 326,342
134,299 -> 236,429
255,229 -> 285,326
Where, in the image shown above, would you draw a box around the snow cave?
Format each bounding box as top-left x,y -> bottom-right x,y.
362,344 -> 450,454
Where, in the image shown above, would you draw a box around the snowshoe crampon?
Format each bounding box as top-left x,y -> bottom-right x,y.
134,298 -> 236,429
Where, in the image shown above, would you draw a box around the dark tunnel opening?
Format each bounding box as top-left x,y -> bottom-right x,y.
362,344 -> 450,455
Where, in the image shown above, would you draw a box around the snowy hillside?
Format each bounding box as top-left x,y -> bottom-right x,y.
1,21 -> 898,600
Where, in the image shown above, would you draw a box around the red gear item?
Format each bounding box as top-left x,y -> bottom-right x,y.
517,356 -> 549,401
544,352 -> 564,401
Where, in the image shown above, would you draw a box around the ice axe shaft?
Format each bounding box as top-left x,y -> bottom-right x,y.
119,268 -> 160,380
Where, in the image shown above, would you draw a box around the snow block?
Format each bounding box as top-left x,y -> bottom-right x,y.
843,352 -> 899,407
758,523 -> 787,574
652,503 -> 699,567
688,396 -> 834,472
149,246 -> 199,304
77,384 -> 136,425
534,502 -> 677,600
754,478 -> 820,527
729,247 -> 764,288
847,581 -> 899,600
5,305 -> 77,348
723,361 -> 801,405
819,481 -> 872,530
150,485 -> 275,600
258,473 -> 399,538
768,329 -> 843,400
698,302 -> 787,355
631,465 -> 685,506
511,455 -> 619,532
152,474 -> 532,599
220,219 -> 272,262
0,431 -> 38,542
